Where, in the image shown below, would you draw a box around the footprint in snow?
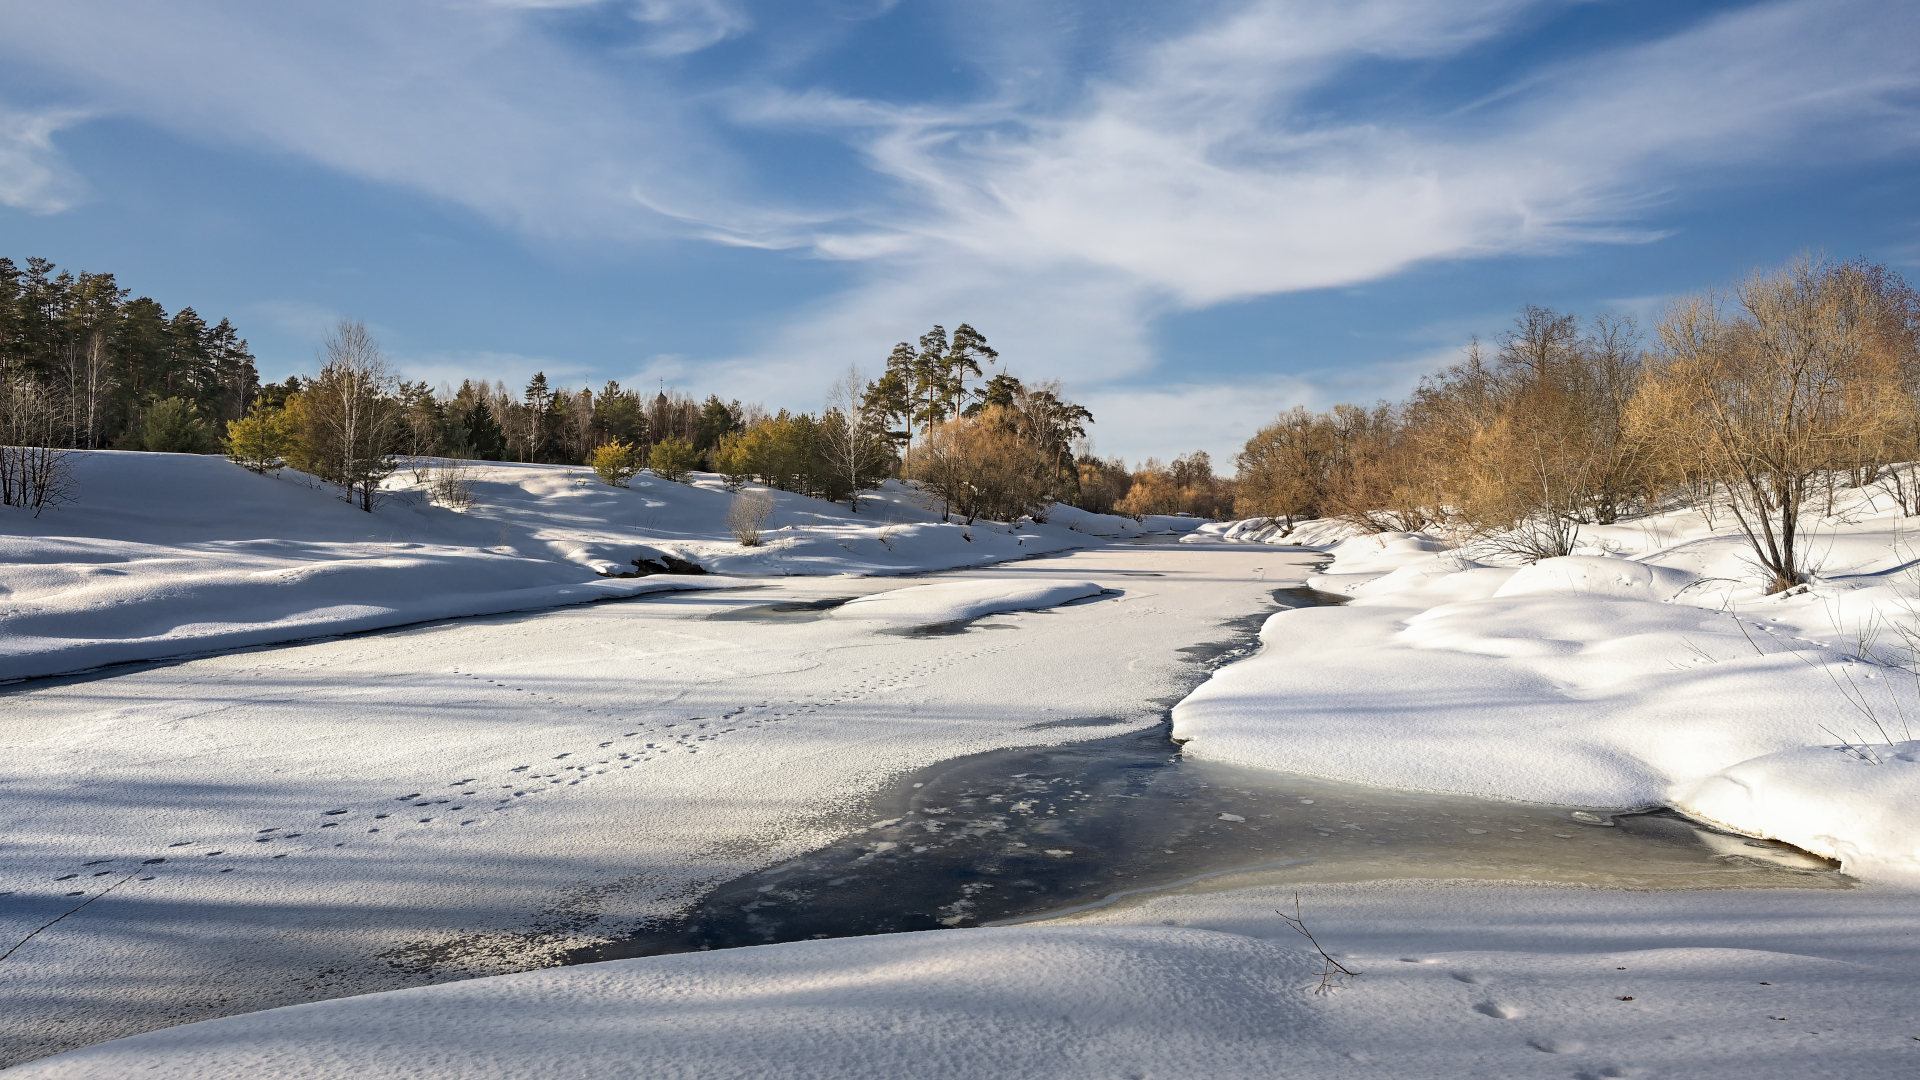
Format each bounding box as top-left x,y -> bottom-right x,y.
1474,1002 -> 1522,1018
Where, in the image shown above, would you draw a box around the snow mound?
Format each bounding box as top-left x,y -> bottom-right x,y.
0,453 -> 1107,679
1173,482 -> 1920,884
1673,741 -> 1920,885
1137,514 -> 1208,533
8,927 -> 1329,1080
833,578 -> 1105,628
1493,555 -> 1703,604
1040,504 -> 1146,537
1181,517 -> 1363,547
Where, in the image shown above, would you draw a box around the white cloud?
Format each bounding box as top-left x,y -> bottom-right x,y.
701,0 -> 1920,430
0,0 -> 749,242
3,0 -> 1916,455
628,0 -> 751,56
0,106 -> 89,213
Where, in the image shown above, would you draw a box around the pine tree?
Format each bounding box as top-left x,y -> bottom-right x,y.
944,323 -> 998,416
466,399 -> 505,461
695,395 -> 737,453
520,372 -> 553,462
226,398 -> 294,473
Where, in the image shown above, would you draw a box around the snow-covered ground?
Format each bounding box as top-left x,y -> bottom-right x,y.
11,456 -> 1920,1077
0,521 -> 1300,1067
0,452 -> 1151,681
1175,491 -> 1920,886
18,882 -> 1917,1080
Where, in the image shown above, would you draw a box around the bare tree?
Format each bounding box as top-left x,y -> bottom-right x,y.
1630,258 -> 1908,592
0,377 -> 78,515
295,320 -> 401,512
820,365 -> 891,513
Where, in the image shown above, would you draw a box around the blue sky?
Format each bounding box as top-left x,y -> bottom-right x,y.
2,0 -> 1916,465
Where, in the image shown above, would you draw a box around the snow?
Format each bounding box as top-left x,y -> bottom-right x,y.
0,527 -> 1299,1066
0,452 -> 1159,681
17,884 -> 1920,1080
1675,741 -> 1920,885
1183,515 -> 1364,546
13,454 -> 1920,1076
831,579 -> 1107,628
1175,488 -> 1920,885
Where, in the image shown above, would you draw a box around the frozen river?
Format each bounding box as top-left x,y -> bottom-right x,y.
0,541 -> 1844,1068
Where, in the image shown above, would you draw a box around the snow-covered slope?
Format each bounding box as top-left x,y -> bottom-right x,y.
0,453 -> 1149,680
18,886 -> 1920,1080
1174,490 -> 1920,885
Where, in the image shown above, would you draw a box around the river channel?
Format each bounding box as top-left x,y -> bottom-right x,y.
577,581 -> 1845,963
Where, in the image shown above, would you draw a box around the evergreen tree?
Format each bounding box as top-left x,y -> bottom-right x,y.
520,371 -> 553,462
944,323 -> 998,416
695,395 -> 737,453
466,399 -> 506,461
136,397 -> 221,454
593,380 -> 646,447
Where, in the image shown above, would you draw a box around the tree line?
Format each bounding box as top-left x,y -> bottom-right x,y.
0,256 -> 1239,527
225,317 -> 1126,522
0,255 -> 260,455
1234,256 -> 1920,592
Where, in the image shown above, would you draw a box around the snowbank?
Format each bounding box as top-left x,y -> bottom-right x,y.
1175,486 -> 1920,884
4,927 -> 1330,1080
1182,516 -> 1363,547
1037,504 -> 1146,537
19,883 -> 1920,1080
1674,741 -> 1920,886
0,452 -> 1106,680
832,579 -> 1106,629
1137,513 -> 1208,533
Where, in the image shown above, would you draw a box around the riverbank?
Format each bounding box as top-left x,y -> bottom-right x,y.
16,880 -> 1918,1080
0,452 -> 1156,681
0,541 -> 1298,1068
1175,490 -> 1920,887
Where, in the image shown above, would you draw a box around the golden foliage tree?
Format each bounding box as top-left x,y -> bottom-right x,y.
1628,258 -> 1914,591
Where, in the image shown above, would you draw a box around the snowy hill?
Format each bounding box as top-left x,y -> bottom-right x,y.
0,452 -> 1148,680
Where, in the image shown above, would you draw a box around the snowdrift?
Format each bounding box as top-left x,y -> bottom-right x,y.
831,579 -> 1107,629
0,452 -> 1151,680
1176,490 -> 1920,885
20,892 -> 1920,1080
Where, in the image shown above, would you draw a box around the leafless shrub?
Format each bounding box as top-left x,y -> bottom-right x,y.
427,458 -> 477,510
727,490 -> 775,546
0,377 -> 79,515
1628,258 -> 1914,592
0,444 -> 78,516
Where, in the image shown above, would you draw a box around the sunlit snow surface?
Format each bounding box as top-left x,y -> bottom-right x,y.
1178,490 -> 1920,886
0,452 -> 1146,680
10,459 -> 1920,1078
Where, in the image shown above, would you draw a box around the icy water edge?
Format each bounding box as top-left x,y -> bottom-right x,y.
575,585 -> 1844,963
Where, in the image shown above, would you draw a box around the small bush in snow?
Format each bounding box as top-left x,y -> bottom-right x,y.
427,458 -> 477,510
648,436 -> 700,483
727,490 -> 775,546
589,440 -> 643,488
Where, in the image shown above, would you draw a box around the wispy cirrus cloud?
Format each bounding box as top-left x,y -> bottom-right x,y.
0,106 -> 90,214
1,0 -> 1916,462
698,0 -> 1920,459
